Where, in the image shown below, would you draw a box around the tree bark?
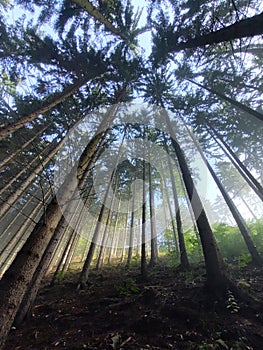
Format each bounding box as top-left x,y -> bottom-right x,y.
181,118 -> 263,266
0,124 -> 49,169
96,186 -> 119,270
0,199 -> 63,347
162,107 -> 230,291
77,126 -> 127,288
72,0 -> 127,40
0,80 -> 86,140
141,159 -> 147,277
0,100 -> 114,346
188,79 -> 263,122
148,163 -> 158,267
120,211 -> 129,263
168,12 -> 263,53
0,138 -> 64,218
0,188 -> 52,271
127,180 -> 136,267
207,124 -> 263,201
14,215 -> 69,326
164,137 -> 190,268
162,172 -> 179,252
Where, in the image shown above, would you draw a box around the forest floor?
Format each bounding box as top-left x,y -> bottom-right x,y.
4,259 -> 263,350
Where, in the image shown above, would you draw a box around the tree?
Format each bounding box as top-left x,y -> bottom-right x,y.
163,134 -> 190,268
181,117 -> 262,266
166,12 -> 263,53
1,1 -> 262,346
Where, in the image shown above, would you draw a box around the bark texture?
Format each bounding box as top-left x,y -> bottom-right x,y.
168,12 -> 263,53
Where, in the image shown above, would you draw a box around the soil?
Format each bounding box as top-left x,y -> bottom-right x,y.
4,260 -> 263,350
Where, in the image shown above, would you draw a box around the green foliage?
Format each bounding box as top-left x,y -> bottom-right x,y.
213,220 -> 263,262
183,228 -> 202,263
212,223 -> 248,259
56,270 -> 64,282
234,253 -> 251,269
160,220 -> 263,265
115,278 -> 140,296
247,219 -> 263,252
166,250 -> 180,269
131,255 -> 140,266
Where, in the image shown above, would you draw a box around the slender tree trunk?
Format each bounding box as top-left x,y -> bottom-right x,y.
77,126 -> 127,288
182,118 -> 263,266
0,138 -> 64,219
0,124 -> 49,169
240,196 -> 258,221
164,136 -> 190,268
72,0 -> 127,40
188,79 -> 263,122
141,159 -> 147,277
162,108 -> 232,291
120,211 -> 129,263
96,185 -> 119,270
0,80 -> 86,140
168,12 -> 263,53
14,215 -> 69,325
148,163 -> 158,267
81,218 -> 96,262
160,160 -> 179,252
0,193 -> 52,279
127,178 -> 136,267
0,189 -> 52,269
177,166 -> 202,257
0,132 -> 64,197
62,232 -> 81,274
107,199 -> 121,265
207,124 -> 263,201
0,199 -> 63,347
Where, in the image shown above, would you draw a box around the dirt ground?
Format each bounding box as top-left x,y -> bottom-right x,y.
4,261 -> 263,350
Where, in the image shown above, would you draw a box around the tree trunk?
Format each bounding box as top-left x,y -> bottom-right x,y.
168,12 -> 263,53
164,135 -> 190,268
0,137 -> 64,219
120,211 -> 129,263
81,219 -> 96,262
0,132 -> 64,197
127,177 -> 136,267
107,199 -> 121,265
181,118 -> 263,266
162,108 -> 231,291
14,215 -> 69,325
177,165 -> 202,257
148,168 -> 158,267
0,80 -> 86,140
0,199 -> 63,347
0,188 -> 52,270
188,79 -> 263,122
160,159 -> 179,252
96,187 -> 119,270
0,105 -> 112,346
0,124 -> 49,169
207,124 -> 263,201
240,196 -> 258,221
72,0 -> 127,40
141,159 -> 147,277
77,125 -> 127,288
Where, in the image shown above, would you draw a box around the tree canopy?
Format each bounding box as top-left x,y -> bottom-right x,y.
0,0 -> 262,347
